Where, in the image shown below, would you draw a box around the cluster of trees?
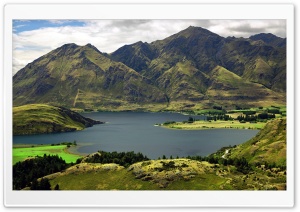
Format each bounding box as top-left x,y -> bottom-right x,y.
30,178 -> 52,190
81,151 -> 149,167
267,108 -> 281,114
213,105 -> 223,110
206,114 -> 233,121
13,154 -> 67,190
50,141 -> 77,147
237,113 -> 276,122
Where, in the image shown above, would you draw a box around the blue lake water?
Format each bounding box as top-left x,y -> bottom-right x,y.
13,112 -> 259,159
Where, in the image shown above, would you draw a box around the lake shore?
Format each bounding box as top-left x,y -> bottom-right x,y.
162,120 -> 266,130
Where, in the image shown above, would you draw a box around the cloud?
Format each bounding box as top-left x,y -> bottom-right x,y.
12,20 -> 286,75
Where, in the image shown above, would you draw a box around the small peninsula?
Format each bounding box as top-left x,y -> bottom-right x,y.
13,104 -> 104,135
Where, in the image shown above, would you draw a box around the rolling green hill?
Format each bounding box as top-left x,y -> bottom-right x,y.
13,104 -> 103,135
228,118 -> 286,167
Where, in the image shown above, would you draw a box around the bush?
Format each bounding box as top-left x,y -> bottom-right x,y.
84,150 -> 149,168
267,109 -> 280,114
163,121 -> 176,125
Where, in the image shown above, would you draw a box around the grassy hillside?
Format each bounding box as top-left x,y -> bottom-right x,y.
13,104 -> 103,135
45,158 -> 285,190
13,43 -> 166,108
206,66 -> 285,107
228,118 -> 286,167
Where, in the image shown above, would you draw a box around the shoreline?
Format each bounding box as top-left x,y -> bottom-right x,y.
65,143 -> 90,157
161,120 -> 266,131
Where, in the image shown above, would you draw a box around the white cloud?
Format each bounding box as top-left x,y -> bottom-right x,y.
12,20 -> 286,75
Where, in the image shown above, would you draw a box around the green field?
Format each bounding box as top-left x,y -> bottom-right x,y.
13,145 -> 82,164
163,120 -> 266,130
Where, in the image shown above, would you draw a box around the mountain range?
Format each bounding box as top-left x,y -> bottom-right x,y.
13,26 -> 286,111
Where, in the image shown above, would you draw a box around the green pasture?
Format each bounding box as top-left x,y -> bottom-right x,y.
13,145 -> 82,165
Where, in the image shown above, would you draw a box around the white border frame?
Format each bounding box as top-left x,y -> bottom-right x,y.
3,3 -> 294,207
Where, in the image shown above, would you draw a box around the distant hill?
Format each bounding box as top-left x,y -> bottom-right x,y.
13,104 -> 103,135
13,26 -> 286,110
249,33 -> 286,48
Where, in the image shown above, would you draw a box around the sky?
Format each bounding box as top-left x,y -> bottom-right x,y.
12,19 -> 286,75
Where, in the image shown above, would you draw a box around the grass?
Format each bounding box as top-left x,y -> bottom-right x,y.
13,145 -> 82,165
48,159 -> 286,190
48,159 -> 229,190
163,120 -> 266,130
13,103 -> 103,135
13,104 -> 87,135
50,168 -> 160,190
229,118 -> 286,167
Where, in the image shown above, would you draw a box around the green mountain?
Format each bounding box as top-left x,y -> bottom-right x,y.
13,43 -> 167,108
13,26 -> 286,110
13,104 -> 103,135
111,26 -> 286,107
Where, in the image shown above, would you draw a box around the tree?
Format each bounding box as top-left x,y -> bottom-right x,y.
30,179 -> 39,190
39,178 -> 51,190
188,117 -> 194,123
162,155 -> 166,159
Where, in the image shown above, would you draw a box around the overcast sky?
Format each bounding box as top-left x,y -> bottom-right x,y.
12,19 -> 286,75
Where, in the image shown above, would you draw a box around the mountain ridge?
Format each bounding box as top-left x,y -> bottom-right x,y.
13,26 -> 286,110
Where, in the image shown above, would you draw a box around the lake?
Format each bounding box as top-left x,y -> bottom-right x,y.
13,112 -> 259,159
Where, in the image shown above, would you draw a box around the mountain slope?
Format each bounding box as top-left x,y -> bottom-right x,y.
110,41 -> 157,73
229,118 -> 286,167
13,43 -> 167,108
217,37 -> 286,92
249,33 -> 286,48
206,66 -> 283,103
13,104 -> 103,135
111,27 -> 286,93
13,26 -> 286,110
